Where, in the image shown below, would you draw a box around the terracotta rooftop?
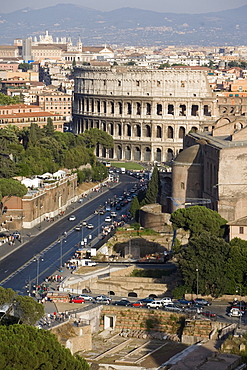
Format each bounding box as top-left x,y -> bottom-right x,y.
0,112 -> 62,118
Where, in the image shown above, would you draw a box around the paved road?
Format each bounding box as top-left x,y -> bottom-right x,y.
0,174 -> 139,294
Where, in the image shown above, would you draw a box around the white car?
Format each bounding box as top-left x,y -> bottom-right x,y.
228,308 -> 242,317
87,224 -> 94,229
105,216 -> 112,222
68,215 -> 76,221
160,297 -> 172,306
147,300 -> 164,309
110,211 -> 117,217
78,294 -> 94,301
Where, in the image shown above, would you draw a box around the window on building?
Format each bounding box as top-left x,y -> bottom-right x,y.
118,102 -> 123,115
168,104 -> 174,115
146,103 -> 151,115
240,227 -> 244,234
127,102 -> 132,115
103,101 -> 107,114
157,104 -> 162,115
136,102 -> 141,115
179,104 -> 186,116
191,104 -> 199,116
110,101 -> 114,114
156,125 -> 162,138
167,126 -> 173,139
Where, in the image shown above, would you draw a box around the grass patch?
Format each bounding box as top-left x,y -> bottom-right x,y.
110,162 -> 144,170
130,269 -> 174,278
75,265 -> 104,275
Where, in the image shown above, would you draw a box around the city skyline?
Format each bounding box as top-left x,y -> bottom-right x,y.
1,0 -> 247,14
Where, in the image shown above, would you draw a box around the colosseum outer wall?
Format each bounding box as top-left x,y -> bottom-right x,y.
73,66 -> 217,163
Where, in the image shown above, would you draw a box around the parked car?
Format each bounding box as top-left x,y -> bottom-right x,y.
184,306 -> 202,314
78,294 -> 94,301
68,215 -> 76,221
175,299 -> 192,307
130,301 -> 145,308
160,297 -> 172,306
201,311 -> 217,319
146,300 -> 164,309
95,295 -> 111,304
228,308 -> 242,317
164,303 -> 183,313
113,299 -> 130,306
193,298 -> 211,306
70,296 -> 85,304
139,297 -> 154,304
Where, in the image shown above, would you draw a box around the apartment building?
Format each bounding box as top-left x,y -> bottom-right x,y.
0,104 -> 64,131
36,91 -> 72,119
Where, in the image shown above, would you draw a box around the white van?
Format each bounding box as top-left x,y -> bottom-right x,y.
120,167 -> 126,174
147,300 -> 164,309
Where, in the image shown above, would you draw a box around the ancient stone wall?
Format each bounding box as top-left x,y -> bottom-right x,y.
73,66 -> 216,163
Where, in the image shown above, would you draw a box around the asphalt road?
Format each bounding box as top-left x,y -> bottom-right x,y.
0,174 -> 139,294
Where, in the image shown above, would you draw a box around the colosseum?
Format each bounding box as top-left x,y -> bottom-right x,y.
72,66 -> 217,162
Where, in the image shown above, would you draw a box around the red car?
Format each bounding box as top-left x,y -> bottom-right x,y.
70,297 -> 85,304
130,301 -> 145,308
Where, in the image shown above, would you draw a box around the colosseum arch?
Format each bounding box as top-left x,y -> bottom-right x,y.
155,148 -> 162,162
167,148 -> 174,162
108,148 -> 114,159
179,126 -> 185,139
144,147 -> 151,161
156,125 -> 162,138
126,124 -> 131,137
117,123 -> 122,136
102,147 -> 107,157
96,144 -> 100,157
191,126 -> 198,133
116,145 -> 122,160
134,146 -> 141,161
145,125 -> 151,137
135,124 -> 141,137
125,146 -> 131,160
118,102 -> 123,115
167,126 -> 174,139
109,122 -> 114,135
102,121 -> 106,131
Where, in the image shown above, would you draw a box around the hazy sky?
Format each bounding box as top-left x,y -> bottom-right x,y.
1,0 -> 247,14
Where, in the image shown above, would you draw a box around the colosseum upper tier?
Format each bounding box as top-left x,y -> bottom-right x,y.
73,66 -> 217,163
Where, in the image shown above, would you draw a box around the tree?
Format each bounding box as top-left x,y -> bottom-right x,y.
170,206 -> 227,238
0,287 -> 44,326
14,295 -> 44,325
130,196 -> 140,221
44,117 -> 55,137
18,63 -> 33,72
81,128 -> 114,150
0,93 -> 20,106
177,231 -> 230,297
91,162 -> 108,182
0,178 -> 27,203
158,63 -> 170,69
0,325 -> 89,370
141,166 -> 160,206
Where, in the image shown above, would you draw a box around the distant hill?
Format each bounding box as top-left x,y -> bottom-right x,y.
0,3 -> 246,46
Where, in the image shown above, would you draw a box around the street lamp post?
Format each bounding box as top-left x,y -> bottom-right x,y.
35,254 -> 43,287
196,268 -> 199,298
236,286 -> 242,328
60,235 -> 66,272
